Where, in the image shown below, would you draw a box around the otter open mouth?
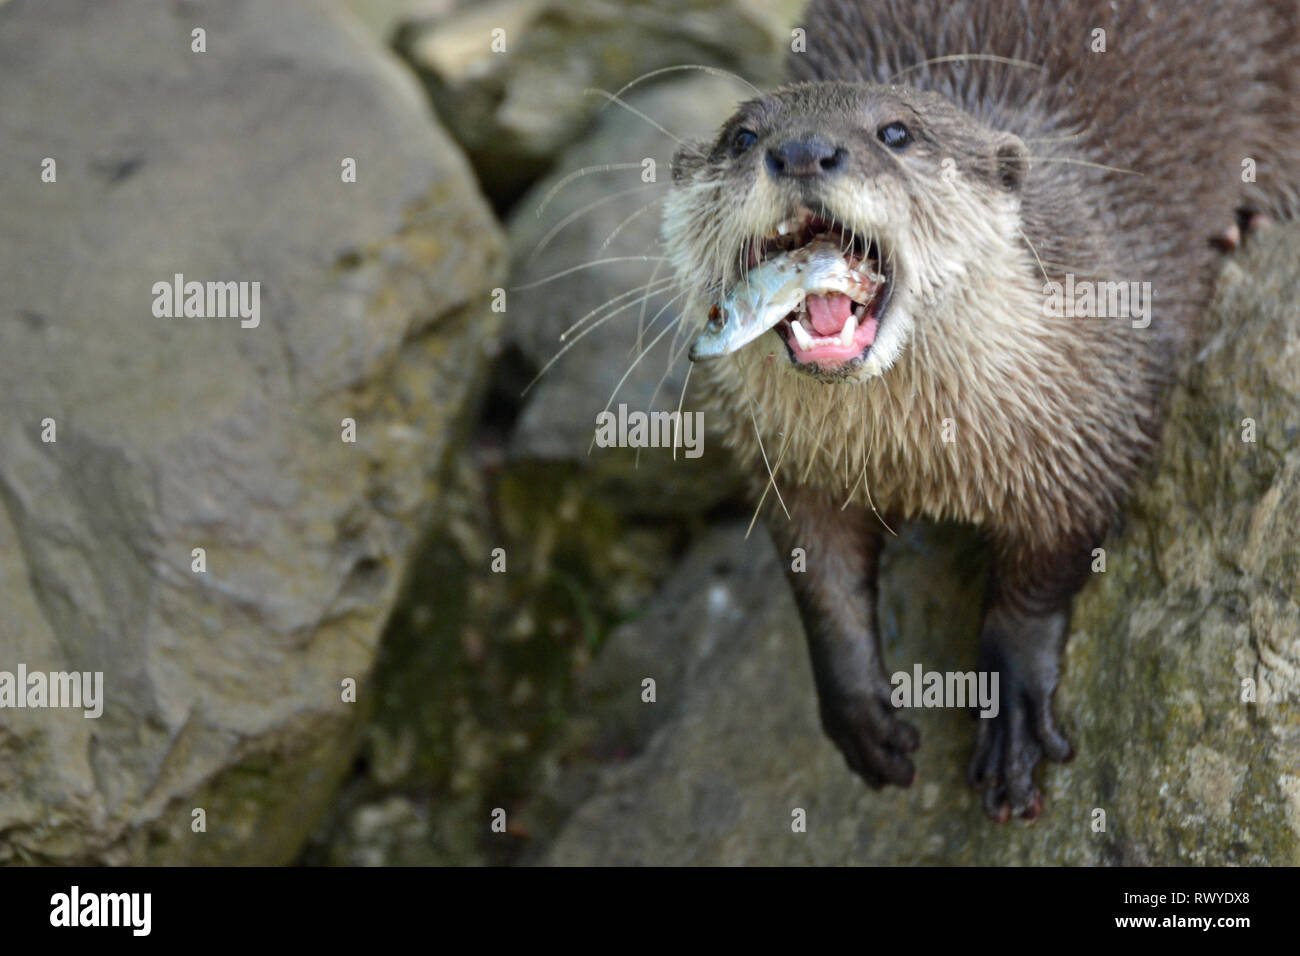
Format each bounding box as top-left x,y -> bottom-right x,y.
743,207 -> 891,367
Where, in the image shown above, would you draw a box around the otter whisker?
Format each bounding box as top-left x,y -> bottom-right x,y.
605,64 -> 763,104
1023,156 -> 1142,176
523,284 -> 679,396
1024,132 -> 1087,143
528,184 -> 661,264
862,464 -> 897,536
745,412 -> 791,537
799,400 -> 837,484
1038,262 -> 1101,274
535,162 -> 647,219
509,256 -> 667,291
588,308 -> 685,454
635,256 -> 667,356
1017,226 -> 1051,286
600,196 -> 666,251
672,350 -> 694,462
843,422 -> 849,489
630,286 -> 688,360
624,314 -> 693,467
562,277 -> 676,341
747,383 -> 790,517
582,89 -> 687,145
841,454 -> 867,508
664,291 -> 690,361
633,317 -> 693,469
888,53 -> 1045,82
644,312 -> 694,414
840,448 -> 896,535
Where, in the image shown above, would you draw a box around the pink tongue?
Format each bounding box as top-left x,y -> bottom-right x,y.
805,293 -> 854,335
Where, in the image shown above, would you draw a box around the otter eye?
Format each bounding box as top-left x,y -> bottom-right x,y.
877,122 -> 912,150
731,128 -> 758,155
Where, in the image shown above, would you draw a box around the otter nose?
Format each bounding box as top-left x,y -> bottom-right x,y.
765,136 -> 846,177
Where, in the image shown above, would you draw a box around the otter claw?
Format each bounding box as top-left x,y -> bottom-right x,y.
968,687 -> 1070,822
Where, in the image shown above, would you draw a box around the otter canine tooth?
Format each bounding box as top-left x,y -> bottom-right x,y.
840,314 -> 857,347
790,319 -> 814,350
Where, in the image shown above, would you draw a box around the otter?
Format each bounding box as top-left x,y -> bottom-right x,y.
663,0 -> 1300,819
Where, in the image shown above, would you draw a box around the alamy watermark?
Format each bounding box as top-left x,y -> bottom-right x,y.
151,273 -> 260,328
1042,273 -> 1152,329
0,665 -> 103,718
890,663 -> 1000,718
593,403 -> 704,459
50,886 -> 150,936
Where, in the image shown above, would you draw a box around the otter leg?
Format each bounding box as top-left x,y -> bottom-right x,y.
768,485 -> 918,788
967,537 -> 1093,821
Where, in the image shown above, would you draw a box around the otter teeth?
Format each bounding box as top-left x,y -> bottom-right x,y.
840,314 -> 857,347
789,315 -> 857,351
790,318 -> 815,351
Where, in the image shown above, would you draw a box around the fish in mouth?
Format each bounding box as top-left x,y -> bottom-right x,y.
688,206 -> 892,369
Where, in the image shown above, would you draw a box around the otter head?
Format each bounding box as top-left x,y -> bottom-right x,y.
665,82 -> 1030,382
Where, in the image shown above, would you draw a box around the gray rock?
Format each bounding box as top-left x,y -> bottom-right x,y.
297,75 -> 757,868
394,0 -> 798,204
530,226 -> 1300,865
0,0 -> 503,863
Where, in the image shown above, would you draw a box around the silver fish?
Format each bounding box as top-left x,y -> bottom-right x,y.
688,240 -> 880,361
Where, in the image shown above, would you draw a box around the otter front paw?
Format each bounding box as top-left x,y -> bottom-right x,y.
820,689 -> 920,788
966,681 -> 1072,822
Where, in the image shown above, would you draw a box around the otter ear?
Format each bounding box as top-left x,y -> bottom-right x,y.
671,140 -> 707,183
993,133 -> 1029,192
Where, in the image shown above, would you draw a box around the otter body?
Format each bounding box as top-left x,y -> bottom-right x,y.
664,0 -> 1299,818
